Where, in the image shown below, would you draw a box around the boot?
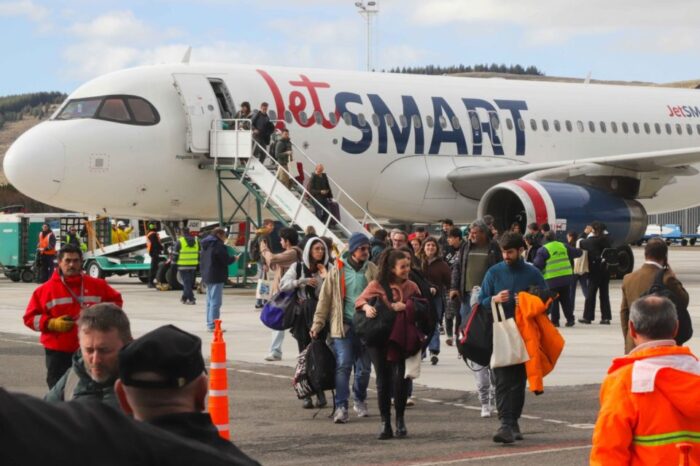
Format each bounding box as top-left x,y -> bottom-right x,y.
315,391 -> 327,408
302,397 -> 313,409
378,416 -> 393,440
395,416 -> 407,438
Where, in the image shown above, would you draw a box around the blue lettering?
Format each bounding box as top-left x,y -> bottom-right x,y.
462,98 -> 504,156
494,99 -> 528,156
335,92 -> 371,154
367,94 -> 424,154
693,106 -> 700,118
429,97 -> 468,155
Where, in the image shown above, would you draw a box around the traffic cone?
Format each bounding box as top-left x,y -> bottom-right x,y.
208,319 -> 230,439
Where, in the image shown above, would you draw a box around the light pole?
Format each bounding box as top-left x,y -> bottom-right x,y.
355,1 -> 378,72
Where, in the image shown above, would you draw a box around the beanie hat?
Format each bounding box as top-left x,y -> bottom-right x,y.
348,232 -> 370,254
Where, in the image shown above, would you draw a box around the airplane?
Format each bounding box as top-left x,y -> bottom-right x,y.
6,61 -> 700,274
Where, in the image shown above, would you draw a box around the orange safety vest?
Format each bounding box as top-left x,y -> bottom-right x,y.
146,231 -> 158,253
38,232 -> 56,255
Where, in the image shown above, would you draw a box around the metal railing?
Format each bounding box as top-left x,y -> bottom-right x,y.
209,118 -> 253,167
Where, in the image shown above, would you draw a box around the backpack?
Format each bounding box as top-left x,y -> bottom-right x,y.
456,303 -> 493,367
305,339 -> 336,392
292,347 -> 315,399
409,269 -> 438,343
641,267 -> 693,345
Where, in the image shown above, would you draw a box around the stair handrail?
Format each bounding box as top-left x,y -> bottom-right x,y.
210,118 -> 253,168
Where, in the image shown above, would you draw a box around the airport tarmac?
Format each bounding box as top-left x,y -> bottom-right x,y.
1,246 -> 699,465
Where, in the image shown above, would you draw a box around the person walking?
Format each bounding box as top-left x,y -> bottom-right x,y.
311,232 -> 377,424
579,221 -> 613,325
568,230 -> 589,312
251,102 -> 274,163
145,223 -> 162,288
443,227 -> 463,345
172,228 -> 199,305
355,249 -> 422,439
370,229 -> 389,263
23,244 -> 123,388
280,237 -> 330,409
308,163 -> 334,222
37,223 -> 57,283
419,237 -> 451,365
199,228 -> 238,332
274,129 -> 293,188
478,232 -> 547,443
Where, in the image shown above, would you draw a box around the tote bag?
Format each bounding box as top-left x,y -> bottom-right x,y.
256,277 -> 272,301
490,301 -> 529,369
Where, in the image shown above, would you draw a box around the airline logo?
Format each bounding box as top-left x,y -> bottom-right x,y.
258,69 -> 529,157
667,105 -> 700,118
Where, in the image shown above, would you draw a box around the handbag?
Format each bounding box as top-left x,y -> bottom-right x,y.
256,277 -> 272,301
490,301 -> 530,369
456,303 -> 493,367
260,290 -> 299,330
354,282 -> 396,346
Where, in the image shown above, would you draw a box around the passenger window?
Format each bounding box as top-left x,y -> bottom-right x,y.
643,122 -> 650,134
413,115 -> 422,129
372,114 -> 380,127
576,120 -> 584,132
622,122 -> 629,133
313,111 -> 322,124
470,115 -> 479,130
696,124 -> 700,134
530,119 -> 537,131
633,122 -> 639,134
611,122 -> 618,133
358,113 -> 367,127
553,120 -> 561,132
328,112 -> 337,125
565,120 -> 573,132
439,116 -> 448,129
542,119 -> 549,131
127,98 -> 158,124
676,123 -> 683,135
451,116 -> 461,129
654,123 -> 661,134
687,123 -> 693,135
588,121 -> 595,133
426,115 -> 434,128
506,118 -> 513,130
665,123 -> 672,135
517,118 -> 525,131
98,98 -> 130,122
285,110 -> 293,124
386,114 -> 395,127
491,115 -> 500,130
299,111 -> 308,125
342,112 -> 351,125
269,110 -> 278,121
399,115 -> 408,128
600,121 -> 606,133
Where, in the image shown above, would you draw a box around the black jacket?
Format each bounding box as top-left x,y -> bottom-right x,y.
581,234 -> 613,270
450,239 -> 502,300
200,235 -> 237,284
251,111 -> 273,143
308,172 -> 333,199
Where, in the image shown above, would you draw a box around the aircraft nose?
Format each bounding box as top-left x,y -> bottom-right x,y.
4,124 -> 65,202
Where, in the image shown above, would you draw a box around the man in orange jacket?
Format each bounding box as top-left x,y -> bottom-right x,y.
591,295 -> 700,465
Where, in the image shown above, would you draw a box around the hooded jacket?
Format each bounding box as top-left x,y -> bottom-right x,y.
45,351 -> 119,408
279,238 -> 330,300
590,343 -> 700,465
199,234 -> 237,284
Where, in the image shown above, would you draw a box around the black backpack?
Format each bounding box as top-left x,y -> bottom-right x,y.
409,269 -> 438,344
641,267 -> 693,345
305,339 -> 336,392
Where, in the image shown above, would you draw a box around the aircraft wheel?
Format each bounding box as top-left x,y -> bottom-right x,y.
165,265 -> 183,290
612,245 -> 634,279
681,239 -> 688,247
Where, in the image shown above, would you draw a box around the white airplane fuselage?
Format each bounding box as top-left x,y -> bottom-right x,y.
5,63 -> 700,223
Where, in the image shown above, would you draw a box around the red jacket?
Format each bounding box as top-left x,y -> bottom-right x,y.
23,271 -> 123,352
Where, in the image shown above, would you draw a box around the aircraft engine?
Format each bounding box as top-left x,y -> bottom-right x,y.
477,179 -> 647,277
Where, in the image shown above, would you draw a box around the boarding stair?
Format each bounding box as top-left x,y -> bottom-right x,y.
201,119 -> 383,250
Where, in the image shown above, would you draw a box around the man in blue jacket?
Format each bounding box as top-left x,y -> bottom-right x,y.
479,232 -> 546,445
200,228 -> 238,331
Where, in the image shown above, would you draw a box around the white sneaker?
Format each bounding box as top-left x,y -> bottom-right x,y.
406,396 -> 416,407
353,400 -> 369,417
333,407 -> 349,424
480,405 -> 491,418
264,353 -> 281,361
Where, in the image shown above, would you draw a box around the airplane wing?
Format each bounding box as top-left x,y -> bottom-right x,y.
447,146 -> 700,200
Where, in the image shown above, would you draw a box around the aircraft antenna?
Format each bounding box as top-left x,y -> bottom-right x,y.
182,46 -> 192,64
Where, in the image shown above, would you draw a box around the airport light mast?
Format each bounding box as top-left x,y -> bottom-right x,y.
355,1 -> 378,71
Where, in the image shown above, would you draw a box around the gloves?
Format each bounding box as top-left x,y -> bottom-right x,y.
47,315 -> 75,333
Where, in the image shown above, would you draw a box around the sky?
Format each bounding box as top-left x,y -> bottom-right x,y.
2,0 -> 700,95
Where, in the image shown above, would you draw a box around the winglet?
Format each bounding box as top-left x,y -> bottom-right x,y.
181,46 -> 192,64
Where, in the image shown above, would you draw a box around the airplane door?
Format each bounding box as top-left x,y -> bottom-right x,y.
172,73 -> 221,153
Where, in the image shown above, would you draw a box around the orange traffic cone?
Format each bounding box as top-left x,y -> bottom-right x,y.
208,319 -> 230,439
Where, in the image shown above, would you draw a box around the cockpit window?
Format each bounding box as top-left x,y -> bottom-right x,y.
55,95 -> 160,126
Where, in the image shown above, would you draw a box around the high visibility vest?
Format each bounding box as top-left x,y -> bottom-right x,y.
542,241 -> 573,281
38,232 -> 56,255
146,231 -> 159,253
176,237 -> 199,267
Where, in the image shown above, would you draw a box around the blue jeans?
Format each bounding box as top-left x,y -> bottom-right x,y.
570,274 -> 589,311
428,294 -> 445,354
269,330 -> 285,357
206,282 -> 223,330
179,269 -> 195,302
331,325 -> 371,409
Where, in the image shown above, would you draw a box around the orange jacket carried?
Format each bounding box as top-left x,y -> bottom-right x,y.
515,292 -> 565,394
591,343 -> 700,465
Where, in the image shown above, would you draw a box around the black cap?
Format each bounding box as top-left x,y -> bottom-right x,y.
118,325 -> 205,389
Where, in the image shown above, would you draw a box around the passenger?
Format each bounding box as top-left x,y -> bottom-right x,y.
311,232 -> 377,423
578,221 -> 613,325
590,296 -> 700,465
355,249 -> 421,439
526,222 -> 543,247
482,214 -> 499,241
37,223 -> 56,283
478,232 -> 547,443
146,223 -> 163,289
233,101 -> 252,130
280,237 -> 330,409
171,228 -> 199,306
567,230 -> 589,312
45,303 -> 132,408
524,232 -> 541,263
437,218 -> 454,259
308,163 -> 334,222
260,227 -> 303,361
390,228 -> 408,249
413,226 -> 427,243
418,237 -> 451,365
274,129 -> 293,189
444,227 -> 464,345
370,228 -> 389,263
251,102 -> 274,163
532,231 -> 582,327
510,222 -> 522,234
23,244 -> 123,388
299,225 -> 317,249
408,234 -> 422,256
449,219 -> 502,418
115,325 -> 260,465
253,219 -> 279,309
620,238 -> 688,354
200,228 -> 239,332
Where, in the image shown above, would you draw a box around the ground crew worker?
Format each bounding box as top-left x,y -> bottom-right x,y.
111,220 -> 133,244
23,244 -> 123,388
114,325 -> 260,465
45,303 -> 132,408
591,295 -> 700,465
146,223 -> 163,288
37,223 -> 56,283
172,228 -> 199,305
64,226 -> 85,251
533,231 -> 582,327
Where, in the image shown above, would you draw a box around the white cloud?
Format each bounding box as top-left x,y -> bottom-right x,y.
0,0 -> 49,22
69,10 -> 180,45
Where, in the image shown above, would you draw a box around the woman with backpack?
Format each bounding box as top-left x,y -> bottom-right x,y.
418,237 -> 451,366
280,237 -> 330,409
355,249 -> 422,439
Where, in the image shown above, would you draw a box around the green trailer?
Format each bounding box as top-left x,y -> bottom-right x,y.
0,214 -> 46,282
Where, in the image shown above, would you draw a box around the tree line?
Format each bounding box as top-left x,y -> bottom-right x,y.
386,63 -> 545,76
0,91 -> 67,129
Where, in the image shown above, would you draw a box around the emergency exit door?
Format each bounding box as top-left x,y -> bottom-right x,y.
172,73 -> 222,153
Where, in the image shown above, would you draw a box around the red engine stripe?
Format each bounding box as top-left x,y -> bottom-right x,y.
512,180 -> 548,225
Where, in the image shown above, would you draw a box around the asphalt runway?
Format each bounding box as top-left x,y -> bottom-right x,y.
2,246 -> 700,465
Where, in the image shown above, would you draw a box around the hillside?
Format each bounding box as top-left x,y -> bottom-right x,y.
0,115 -> 42,185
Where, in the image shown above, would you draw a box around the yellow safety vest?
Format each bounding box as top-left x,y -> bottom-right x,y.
176,237 -> 199,267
